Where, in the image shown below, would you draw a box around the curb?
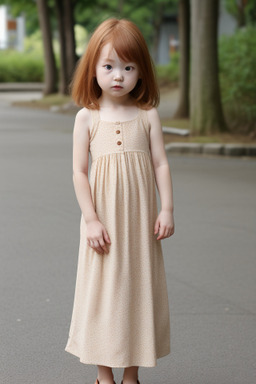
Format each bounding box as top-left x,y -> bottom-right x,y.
0,83 -> 44,92
165,142 -> 256,157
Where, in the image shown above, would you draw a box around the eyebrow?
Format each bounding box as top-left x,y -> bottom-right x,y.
102,57 -> 115,62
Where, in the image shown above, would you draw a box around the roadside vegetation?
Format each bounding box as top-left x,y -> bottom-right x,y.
1,25 -> 255,139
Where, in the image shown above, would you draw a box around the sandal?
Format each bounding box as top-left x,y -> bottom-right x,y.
95,380 -> 117,384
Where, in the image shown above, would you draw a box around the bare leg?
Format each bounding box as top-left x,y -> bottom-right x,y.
97,365 -> 115,384
122,366 -> 139,384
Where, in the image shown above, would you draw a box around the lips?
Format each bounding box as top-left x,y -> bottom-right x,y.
112,85 -> 123,89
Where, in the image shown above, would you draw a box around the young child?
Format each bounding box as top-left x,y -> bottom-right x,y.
65,18 -> 175,384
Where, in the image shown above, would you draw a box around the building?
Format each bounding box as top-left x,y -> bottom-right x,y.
0,5 -> 25,51
157,0 -> 237,65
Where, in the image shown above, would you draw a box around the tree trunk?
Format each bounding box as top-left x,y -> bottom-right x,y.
237,0 -> 246,28
55,0 -> 67,94
173,0 -> 190,118
190,0 -> 227,134
36,0 -> 57,95
55,0 -> 76,95
152,3 -> 165,63
63,0 -> 76,84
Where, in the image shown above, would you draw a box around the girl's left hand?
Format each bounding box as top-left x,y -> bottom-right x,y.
154,210 -> 175,240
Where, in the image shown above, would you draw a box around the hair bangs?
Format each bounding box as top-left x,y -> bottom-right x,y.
104,29 -> 141,66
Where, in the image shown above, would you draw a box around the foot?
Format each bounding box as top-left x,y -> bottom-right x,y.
95,379 -> 116,384
121,380 -> 140,384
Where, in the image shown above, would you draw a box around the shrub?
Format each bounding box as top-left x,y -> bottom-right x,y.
156,52 -> 179,87
0,50 -> 44,82
219,26 -> 256,133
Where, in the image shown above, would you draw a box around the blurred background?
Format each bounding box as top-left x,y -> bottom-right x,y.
0,0 -> 256,139
1,2 -> 256,384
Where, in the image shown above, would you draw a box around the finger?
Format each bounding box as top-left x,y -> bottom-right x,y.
88,239 -> 95,248
99,238 -> 109,254
95,240 -> 105,255
164,227 -> 171,238
154,220 -> 160,234
157,226 -> 166,240
103,229 -> 111,244
88,240 -> 101,255
168,227 -> 175,237
169,226 -> 174,236
92,240 -> 104,255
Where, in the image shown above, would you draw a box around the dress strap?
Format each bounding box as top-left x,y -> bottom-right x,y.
90,109 -> 100,125
89,109 -> 100,143
140,108 -> 150,128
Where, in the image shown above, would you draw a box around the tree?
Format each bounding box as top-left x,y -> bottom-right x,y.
151,2 -> 165,63
190,0 -> 227,134
225,0 -> 256,28
0,0 -> 58,94
73,0 -> 178,56
55,0 -> 77,94
173,0 -> 190,118
36,0 -> 58,95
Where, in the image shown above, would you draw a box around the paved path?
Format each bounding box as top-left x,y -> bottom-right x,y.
1,101 -> 256,384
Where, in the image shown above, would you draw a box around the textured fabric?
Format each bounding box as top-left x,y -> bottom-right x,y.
65,108 -> 170,367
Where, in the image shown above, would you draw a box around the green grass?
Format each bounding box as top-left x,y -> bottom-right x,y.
13,94 -> 72,110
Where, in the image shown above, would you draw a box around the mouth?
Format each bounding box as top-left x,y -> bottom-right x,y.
112,85 -> 123,89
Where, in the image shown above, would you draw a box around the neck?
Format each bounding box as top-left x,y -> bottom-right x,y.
99,93 -> 134,108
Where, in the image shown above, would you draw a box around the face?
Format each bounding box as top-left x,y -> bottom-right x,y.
95,43 -> 140,100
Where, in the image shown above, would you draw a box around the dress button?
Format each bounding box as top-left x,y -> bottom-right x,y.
116,130 -> 120,134
117,141 -> 122,145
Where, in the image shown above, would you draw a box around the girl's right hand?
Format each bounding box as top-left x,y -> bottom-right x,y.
86,219 -> 111,255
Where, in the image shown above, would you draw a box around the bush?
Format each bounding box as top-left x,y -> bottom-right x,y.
0,50 -> 44,82
156,52 -> 179,87
219,26 -> 256,133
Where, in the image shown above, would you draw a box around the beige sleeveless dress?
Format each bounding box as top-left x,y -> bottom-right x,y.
65,108 -> 170,367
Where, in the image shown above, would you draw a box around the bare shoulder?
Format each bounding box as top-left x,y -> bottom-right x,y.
73,107 -> 92,140
146,107 -> 161,132
146,107 -> 160,121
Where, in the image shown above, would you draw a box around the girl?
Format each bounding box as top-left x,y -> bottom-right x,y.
65,18 -> 175,384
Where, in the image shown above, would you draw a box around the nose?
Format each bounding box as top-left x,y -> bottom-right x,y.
114,73 -> 124,82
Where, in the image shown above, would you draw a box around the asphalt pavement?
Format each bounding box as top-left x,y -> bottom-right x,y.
1,97 -> 256,384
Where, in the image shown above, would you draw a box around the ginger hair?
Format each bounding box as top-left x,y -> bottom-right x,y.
71,18 -> 159,109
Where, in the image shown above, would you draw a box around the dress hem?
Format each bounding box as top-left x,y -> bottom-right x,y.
64,346 -> 170,368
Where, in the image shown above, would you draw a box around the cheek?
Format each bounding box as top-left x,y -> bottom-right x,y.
132,73 -> 140,85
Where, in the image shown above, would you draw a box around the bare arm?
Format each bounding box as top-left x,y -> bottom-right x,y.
72,108 -> 98,223
72,108 -> 111,254
148,108 -> 175,240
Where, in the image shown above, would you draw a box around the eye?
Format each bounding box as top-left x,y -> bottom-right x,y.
125,66 -> 134,72
104,64 -> 112,70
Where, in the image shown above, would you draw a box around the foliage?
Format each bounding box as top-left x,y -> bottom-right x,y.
74,0 -> 178,48
0,50 -> 44,82
24,30 -> 43,54
156,52 -> 179,87
225,0 -> 256,27
218,26 -> 256,132
74,25 -> 88,55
